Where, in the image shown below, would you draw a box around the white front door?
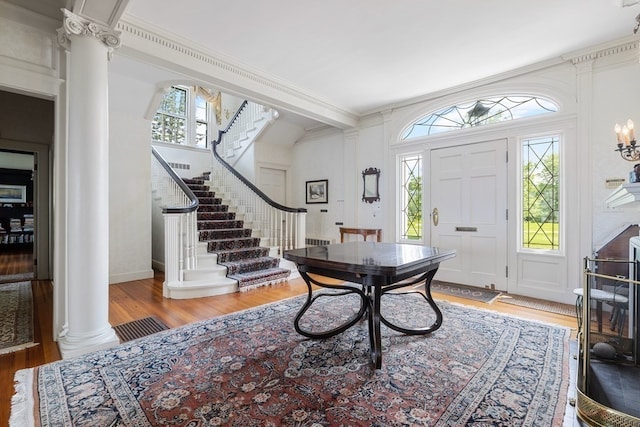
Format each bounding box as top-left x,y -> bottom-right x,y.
430,139 -> 508,290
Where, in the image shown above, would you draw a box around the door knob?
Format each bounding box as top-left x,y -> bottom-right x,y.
432,208 -> 439,226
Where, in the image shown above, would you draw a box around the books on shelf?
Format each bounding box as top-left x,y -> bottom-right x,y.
9,218 -> 22,232
23,214 -> 34,231
0,214 -> 34,245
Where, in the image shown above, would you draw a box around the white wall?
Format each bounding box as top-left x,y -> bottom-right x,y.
591,60 -> 640,248
292,128 -> 346,243
352,122 -> 385,231
108,70 -> 157,283
108,110 -> 154,283
153,144 -> 212,179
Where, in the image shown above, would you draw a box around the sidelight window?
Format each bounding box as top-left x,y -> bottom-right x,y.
521,135 -> 560,251
400,153 -> 423,240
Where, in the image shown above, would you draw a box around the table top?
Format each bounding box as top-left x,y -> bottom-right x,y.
284,242 -> 455,277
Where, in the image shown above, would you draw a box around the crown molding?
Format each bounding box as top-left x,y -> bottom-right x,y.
115,17 -> 359,129
562,36 -> 640,64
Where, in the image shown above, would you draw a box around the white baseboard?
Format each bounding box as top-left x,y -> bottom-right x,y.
109,269 -> 154,284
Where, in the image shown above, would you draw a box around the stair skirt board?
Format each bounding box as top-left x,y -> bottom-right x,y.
183,176 -> 291,291
163,279 -> 238,300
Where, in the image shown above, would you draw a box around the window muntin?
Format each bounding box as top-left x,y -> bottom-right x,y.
402,96 -> 558,140
521,135 -> 560,251
194,95 -> 209,149
153,87 -> 187,144
400,154 -> 423,240
152,86 -> 211,148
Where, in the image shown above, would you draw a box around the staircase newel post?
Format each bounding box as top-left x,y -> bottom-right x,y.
188,210 -> 197,270
163,213 -> 182,296
296,212 -> 307,249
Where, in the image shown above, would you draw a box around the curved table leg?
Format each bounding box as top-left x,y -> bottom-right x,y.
293,267 -> 443,369
379,269 -> 443,335
294,271 -> 369,339
368,282 -> 382,369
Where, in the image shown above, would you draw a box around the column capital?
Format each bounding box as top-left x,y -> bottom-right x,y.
57,9 -> 121,55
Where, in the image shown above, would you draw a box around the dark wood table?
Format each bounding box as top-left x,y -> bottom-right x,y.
283,242 -> 456,369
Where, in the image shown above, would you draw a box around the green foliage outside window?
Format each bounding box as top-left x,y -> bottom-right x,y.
152,86 -> 210,148
522,136 -> 560,250
401,154 -> 422,240
153,87 -> 187,144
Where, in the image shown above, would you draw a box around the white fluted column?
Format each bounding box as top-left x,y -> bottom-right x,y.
57,10 -> 121,359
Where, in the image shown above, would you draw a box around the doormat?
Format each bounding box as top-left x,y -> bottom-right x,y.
431,280 -> 502,304
0,281 -> 37,354
113,316 -> 169,343
498,294 -> 576,317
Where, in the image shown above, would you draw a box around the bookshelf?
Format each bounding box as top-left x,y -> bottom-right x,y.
0,208 -> 33,250
0,168 -> 34,251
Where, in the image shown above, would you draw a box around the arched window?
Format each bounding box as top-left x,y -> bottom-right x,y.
401,96 -> 558,140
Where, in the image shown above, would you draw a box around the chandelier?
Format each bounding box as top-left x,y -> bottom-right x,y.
614,119 -> 638,161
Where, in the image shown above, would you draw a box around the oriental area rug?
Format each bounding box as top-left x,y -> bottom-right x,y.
11,292 -> 570,426
0,281 -> 37,355
0,272 -> 34,284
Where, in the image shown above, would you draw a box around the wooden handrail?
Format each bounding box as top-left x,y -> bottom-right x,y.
212,102 -> 306,214
151,147 -> 199,214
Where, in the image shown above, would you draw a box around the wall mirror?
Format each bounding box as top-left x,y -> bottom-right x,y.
362,167 -> 380,203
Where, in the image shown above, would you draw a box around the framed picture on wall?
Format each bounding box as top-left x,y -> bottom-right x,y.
0,184 -> 26,203
306,179 -> 328,204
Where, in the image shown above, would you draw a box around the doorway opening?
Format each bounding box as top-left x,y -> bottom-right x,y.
0,150 -> 35,282
0,88 -> 53,281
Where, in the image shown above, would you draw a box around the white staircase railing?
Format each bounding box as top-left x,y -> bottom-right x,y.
216,101 -> 278,165
152,100 -> 306,298
212,101 -> 306,255
151,148 -> 198,291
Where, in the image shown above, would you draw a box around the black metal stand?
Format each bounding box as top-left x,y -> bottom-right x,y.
294,268 -> 443,369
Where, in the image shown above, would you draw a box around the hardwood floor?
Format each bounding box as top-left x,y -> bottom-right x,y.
0,247 -> 33,277
0,253 -> 578,426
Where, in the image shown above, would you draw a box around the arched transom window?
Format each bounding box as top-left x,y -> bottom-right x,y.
401,96 -> 558,140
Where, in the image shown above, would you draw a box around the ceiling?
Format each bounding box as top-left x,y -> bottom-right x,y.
9,0 -> 640,120
121,0 -> 640,117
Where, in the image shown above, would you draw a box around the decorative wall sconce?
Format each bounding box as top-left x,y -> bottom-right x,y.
614,119 -> 638,161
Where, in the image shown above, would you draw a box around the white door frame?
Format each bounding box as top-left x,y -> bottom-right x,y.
393,115 -> 578,303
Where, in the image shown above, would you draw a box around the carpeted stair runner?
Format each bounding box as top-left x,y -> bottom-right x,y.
184,177 -> 290,291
